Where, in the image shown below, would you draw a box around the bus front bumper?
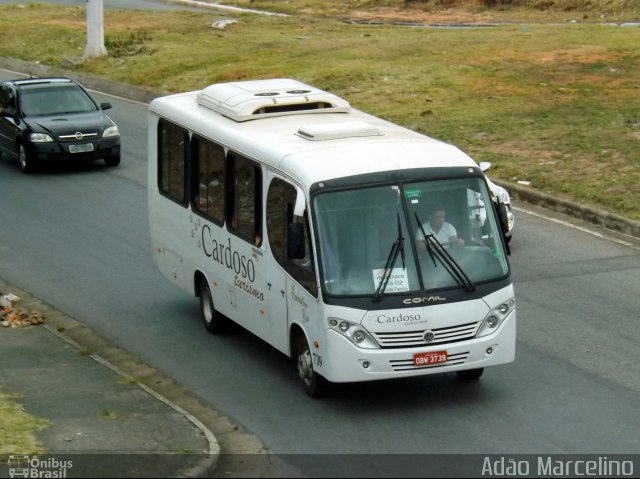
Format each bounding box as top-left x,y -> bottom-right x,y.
318,312 -> 516,383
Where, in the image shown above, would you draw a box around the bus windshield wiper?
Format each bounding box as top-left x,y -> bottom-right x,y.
414,212 -> 475,293
373,214 -> 405,302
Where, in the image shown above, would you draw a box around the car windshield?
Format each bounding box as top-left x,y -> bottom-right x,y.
20,85 -> 97,116
313,176 -> 509,297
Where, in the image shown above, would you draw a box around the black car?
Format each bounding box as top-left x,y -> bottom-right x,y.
0,77 -> 120,173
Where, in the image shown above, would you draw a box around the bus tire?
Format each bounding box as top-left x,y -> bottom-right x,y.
456,368 -> 484,381
199,280 -> 224,334
296,334 -> 327,398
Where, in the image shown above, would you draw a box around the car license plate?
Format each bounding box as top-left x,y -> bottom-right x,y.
413,351 -> 448,366
69,143 -> 94,153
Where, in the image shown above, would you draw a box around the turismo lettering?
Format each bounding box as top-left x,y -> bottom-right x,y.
234,275 -> 264,302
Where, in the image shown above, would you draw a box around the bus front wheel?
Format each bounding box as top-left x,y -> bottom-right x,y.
199,280 -> 224,334
296,335 -> 327,398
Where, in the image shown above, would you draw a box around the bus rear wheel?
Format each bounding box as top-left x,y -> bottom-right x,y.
456,368 -> 484,381
296,335 -> 327,398
199,280 -> 225,334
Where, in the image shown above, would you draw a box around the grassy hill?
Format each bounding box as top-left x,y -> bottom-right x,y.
0,2 -> 638,221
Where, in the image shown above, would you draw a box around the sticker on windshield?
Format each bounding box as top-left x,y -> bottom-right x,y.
372,267 -> 410,293
404,188 -> 422,201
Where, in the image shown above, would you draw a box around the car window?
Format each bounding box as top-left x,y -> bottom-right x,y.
20,85 -> 97,116
1,86 -> 17,115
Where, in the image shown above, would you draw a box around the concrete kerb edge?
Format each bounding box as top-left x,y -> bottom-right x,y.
495,180 -> 640,239
2,55 -> 638,240
0,57 -> 164,104
0,279 -> 220,478
43,325 -> 221,479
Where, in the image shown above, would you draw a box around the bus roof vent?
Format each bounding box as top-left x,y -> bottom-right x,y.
296,121 -> 383,141
196,79 -> 350,122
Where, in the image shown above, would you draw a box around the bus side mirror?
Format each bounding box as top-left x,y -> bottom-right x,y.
287,223 -> 305,260
496,201 -> 511,255
497,201 -> 509,234
293,186 -> 306,217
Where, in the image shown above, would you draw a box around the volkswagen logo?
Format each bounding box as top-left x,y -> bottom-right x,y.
423,330 -> 435,343
74,132 -> 84,140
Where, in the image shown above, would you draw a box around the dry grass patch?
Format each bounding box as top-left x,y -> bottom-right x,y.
0,388 -> 50,455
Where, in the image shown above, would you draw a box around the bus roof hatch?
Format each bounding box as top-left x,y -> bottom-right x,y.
196,79 -> 350,122
296,121 -> 383,141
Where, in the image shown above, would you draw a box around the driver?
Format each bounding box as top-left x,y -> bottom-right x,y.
415,206 -> 465,247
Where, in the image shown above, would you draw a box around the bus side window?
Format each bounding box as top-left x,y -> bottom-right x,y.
158,120 -> 187,205
192,136 -> 225,223
227,153 -> 262,246
266,177 -> 317,296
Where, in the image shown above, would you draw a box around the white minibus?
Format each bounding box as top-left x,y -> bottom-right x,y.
148,79 -> 515,397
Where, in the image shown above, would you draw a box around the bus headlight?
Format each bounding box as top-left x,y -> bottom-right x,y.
477,298 -> 515,338
328,317 -> 379,349
486,315 -> 499,328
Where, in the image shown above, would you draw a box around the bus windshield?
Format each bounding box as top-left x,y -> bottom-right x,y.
313,176 -> 509,297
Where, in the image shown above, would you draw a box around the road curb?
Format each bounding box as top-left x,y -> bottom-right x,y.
0,279 -> 220,478
2,55 -> 637,240
494,180 -> 640,239
0,57 -> 164,103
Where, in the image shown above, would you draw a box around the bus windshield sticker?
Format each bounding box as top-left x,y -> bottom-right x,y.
372,267 -> 410,293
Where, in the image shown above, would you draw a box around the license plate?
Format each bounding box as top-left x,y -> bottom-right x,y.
69,143 -> 94,153
413,351 -> 448,366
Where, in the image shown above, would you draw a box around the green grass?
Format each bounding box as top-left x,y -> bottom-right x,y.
0,388 -> 50,455
0,3 -> 638,220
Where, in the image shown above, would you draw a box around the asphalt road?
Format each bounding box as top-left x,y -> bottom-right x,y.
1,70 -> 640,476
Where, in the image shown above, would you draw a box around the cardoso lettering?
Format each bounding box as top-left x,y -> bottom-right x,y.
377,313 -> 422,324
202,225 -> 256,282
403,295 -> 446,305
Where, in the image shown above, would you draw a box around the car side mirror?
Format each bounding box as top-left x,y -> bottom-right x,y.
287,223 -> 305,260
100,102 -> 112,110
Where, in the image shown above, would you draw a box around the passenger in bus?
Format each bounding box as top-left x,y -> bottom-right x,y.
415,206 -> 465,247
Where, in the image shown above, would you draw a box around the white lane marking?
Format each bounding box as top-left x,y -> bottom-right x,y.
513,205 -> 639,250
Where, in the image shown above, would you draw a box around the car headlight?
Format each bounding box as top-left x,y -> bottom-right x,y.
477,298 -> 515,338
102,125 -> 119,138
328,317 -> 379,349
29,133 -> 53,143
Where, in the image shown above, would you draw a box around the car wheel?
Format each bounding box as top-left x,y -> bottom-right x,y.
456,368 -> 484,381
18,143 -> 37,173
199,279 -> 225,334
296,334 -> 327,398
104,155 -> 120,167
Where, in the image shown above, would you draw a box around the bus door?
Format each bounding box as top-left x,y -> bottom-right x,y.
265,174 -> 319,355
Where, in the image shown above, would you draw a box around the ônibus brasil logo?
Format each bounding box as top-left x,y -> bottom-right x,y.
8,455 -> 72,478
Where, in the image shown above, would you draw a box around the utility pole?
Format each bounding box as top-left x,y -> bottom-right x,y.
83,0 -> 107,58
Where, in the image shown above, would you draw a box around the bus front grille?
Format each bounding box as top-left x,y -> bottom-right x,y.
389,352 -> 469,371
371,321 -> 480,349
